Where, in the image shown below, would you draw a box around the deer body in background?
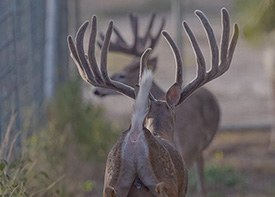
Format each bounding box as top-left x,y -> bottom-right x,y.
67,8 -> 238,196
94,10 -> 238,195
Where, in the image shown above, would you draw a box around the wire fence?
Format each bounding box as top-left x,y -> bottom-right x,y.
0,0 -> 74,140
1,0 -> 271,142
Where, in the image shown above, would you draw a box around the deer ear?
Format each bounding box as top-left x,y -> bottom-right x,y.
166,83 -> 181,107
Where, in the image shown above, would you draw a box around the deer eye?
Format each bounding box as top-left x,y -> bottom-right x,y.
112,74 -> 126,81
117,74 -> 126,79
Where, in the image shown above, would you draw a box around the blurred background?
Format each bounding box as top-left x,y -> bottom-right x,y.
0,0 -> 275,196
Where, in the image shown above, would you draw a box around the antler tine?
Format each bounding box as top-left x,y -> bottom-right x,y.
129,13 -> 139,51
162,31 -> 183,87
149,17 -> 166,49
97,14 -> 165,57
178,22 -> 207,104
75,21 -> 98,85
113,27 -> 128,46
88,16 -> 103,84
143,13 -> 156,42
100,20 -> 113,84
68,36 -> 86,81
139,48 -> 157,101
195,10 -> 219,74
183,20 -> 207,80
97,26 -> 128,53
220,8 -> 230,67
228,24 -> 239,65
98,27 -> 129,55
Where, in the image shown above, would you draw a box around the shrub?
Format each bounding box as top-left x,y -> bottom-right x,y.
47,79 -> 118,162
1,79 -> 119,196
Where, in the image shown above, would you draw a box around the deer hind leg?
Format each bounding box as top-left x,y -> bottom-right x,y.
155,182 -> 169,197
137,161 -> 178,196
116,174 -> 136,196
155,181 -> 180,197
103,134 -> 137,197
104,165 -> 136,197
104,186 -> 116,197
195,152 -> 206,197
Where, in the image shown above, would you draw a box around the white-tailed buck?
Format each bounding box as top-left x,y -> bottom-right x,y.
67,8 -> 238,196
93,10 -> 239,196
68,16 -> 188,196
103,59 -> 188,196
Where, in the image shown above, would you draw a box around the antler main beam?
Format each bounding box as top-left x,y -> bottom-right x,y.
67,16 -> 136,99
163,8 -> 239,106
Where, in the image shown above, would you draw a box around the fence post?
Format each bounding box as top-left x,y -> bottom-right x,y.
44,0 -> 59,100
171,0 -> 185,82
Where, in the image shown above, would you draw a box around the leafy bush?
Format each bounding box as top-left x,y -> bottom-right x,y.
205,164 -> 242,187
188,161 -> 244,194
24,79 -> 119,195
46,79 -> 118,163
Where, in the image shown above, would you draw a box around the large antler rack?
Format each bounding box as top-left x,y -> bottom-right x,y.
68,8 -> 239,106
98,13 -> 166,57
162,8 -> 239,106
67,16 -> 136,99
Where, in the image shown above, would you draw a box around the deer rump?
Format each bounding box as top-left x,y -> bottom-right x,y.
104,126 -> 187,196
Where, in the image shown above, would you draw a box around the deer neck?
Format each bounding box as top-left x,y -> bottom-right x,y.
145,116 -> 175,145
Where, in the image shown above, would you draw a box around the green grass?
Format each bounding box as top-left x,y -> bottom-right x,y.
205,164 -> 242,187
188,162 -> 244,194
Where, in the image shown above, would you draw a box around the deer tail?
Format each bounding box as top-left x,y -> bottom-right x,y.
130,69 -> 153,139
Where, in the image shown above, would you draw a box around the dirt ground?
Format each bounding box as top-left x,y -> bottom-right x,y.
85,130 -> 275,197
71,1 -> 275,196
200,130 -> 275,197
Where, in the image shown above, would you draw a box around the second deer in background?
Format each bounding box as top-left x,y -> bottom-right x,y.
94,9 -> 238,196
